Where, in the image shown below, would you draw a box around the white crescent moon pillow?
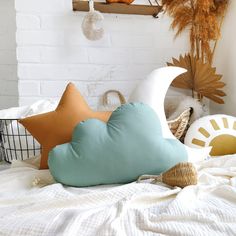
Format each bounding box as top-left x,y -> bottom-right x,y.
129,66 -> 211,163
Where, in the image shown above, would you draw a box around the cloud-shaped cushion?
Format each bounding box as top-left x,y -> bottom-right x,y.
48,103 -> 188,187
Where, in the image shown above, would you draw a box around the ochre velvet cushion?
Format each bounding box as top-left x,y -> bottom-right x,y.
19,83 -> 111,169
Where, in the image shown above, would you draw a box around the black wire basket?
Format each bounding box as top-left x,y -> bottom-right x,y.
0,119 -> 41,163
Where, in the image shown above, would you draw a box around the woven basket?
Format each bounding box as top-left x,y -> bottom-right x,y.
137,162 -> 197,188
168,107 -> 193,140
102,90 -> 126,106
100,90 -> 126,111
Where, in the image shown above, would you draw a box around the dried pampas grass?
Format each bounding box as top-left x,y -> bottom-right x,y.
161,0 -> 229,64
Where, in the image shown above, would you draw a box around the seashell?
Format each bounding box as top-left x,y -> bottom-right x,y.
81,0 -> 104,41
137,162 -> 197,188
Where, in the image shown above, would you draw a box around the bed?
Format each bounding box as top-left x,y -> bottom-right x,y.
0,155 -> 236,236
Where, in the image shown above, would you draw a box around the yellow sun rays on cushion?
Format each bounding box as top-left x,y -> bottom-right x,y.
185,115 -> 236,157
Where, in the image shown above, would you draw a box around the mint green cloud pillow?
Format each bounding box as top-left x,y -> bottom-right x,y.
48,103 -> 187,187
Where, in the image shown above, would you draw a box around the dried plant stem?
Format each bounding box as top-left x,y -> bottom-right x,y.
197,93 -> 203,102
210,6 -> 228,65
196,37 -> 200,60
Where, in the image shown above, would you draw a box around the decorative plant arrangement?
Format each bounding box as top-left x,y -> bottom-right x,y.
167,54 -> 225,103
162,0 -> 229,104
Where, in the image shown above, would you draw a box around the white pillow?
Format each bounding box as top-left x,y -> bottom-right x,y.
0,99 -> 58,119
128,66 -> 211,163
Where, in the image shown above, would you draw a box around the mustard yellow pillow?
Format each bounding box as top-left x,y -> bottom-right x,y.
19,83 -> 111,169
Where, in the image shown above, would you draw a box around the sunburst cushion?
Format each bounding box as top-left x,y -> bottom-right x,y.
185,114 -> 236,156
48,103 -> 188,187
19,83 -> 111,169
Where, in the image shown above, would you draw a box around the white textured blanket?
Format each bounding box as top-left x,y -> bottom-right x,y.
0,156 -> 236,236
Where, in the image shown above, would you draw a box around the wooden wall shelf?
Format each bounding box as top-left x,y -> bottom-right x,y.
72,1 -> 163,17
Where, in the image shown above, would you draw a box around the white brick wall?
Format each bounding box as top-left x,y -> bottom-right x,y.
0,0 -> 18,109
14,0 -> 189,109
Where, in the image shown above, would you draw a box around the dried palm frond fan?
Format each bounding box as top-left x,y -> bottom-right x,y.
137,162 -> 197,188
167,54 -> 226,104
161,0 -> 229,104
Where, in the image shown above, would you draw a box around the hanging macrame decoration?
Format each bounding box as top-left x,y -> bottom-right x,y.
81,0 -> 104,41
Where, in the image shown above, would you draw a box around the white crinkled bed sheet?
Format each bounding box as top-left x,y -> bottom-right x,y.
0,156 -> 236,236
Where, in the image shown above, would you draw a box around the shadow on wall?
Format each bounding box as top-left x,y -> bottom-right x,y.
211,0 -> 236,116
0,0 -> 18,110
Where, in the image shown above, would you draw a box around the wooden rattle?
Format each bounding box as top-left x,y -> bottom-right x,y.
137,162 -> 197,188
